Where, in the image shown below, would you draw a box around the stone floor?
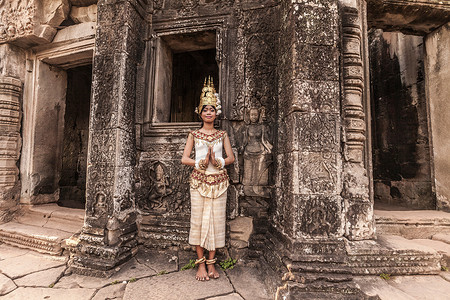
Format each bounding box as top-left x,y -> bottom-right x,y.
2,204 -> 450,299
0,243 -> 272,300
1,242 -> 450,299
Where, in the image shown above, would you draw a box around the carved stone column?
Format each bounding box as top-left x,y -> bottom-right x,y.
269,0 -> 374,298
70,0 -> 146,276
275,0 -> 342,244
273,0 -> 346,276
0,77 -> 22,222
341,0 -> 375,240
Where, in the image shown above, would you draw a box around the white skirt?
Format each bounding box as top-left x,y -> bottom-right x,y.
189,188 -> 226,251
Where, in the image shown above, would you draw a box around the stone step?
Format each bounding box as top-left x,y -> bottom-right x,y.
0,204 -> 84,255
347,235 -> 442,275
407,238 -> 450,267
375,209 -> 450,239
0,222 -> 72,255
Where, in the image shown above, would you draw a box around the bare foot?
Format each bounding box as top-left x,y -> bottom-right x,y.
196,263 -> 209,281
207,263 -> 220,279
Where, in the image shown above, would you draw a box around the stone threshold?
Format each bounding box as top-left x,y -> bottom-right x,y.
375,207 -> 450,239
0,204 -> 84,255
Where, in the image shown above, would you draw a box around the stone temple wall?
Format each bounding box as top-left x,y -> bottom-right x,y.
135,0 -> 281,254
425,22 -> 450,212
0,0 -> 448,290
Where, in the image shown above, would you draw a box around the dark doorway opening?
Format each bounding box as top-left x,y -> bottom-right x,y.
58,65 -> 92,209
170,49 -> 219,122
369,29 -> 434,210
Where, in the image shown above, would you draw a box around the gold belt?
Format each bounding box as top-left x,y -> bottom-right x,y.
191,168 -> 229,185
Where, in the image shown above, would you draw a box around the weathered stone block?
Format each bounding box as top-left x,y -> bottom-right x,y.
71,5 -> 98,23
344,199 -> 375,240
243,6 -> 280,35
293,4 -> 338,46
292,80 -> 340,113
229,216 -> 253,248
0,0 -> 69,47
298,152 -> 340,195
280,113 -> 340,153
227,184 -> 240,219
273,188 -> 295,239
293,44 -> 340,81
136,158 -> 191,214
96,1 -> 135,26
91,54 -> 138,132
53,22 -> 96,42
42,0 -> 70,27
113,166 -> 136,215
296,194 -> 343,238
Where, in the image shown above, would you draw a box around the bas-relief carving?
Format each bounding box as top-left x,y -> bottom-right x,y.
241,107 -> 273,194
152,0 -> 235,12
297,195 -> 343,238
0,0 -> 35,41
298,152 -> 339,195
0,0 -> 69,46
137,160 -> 191,214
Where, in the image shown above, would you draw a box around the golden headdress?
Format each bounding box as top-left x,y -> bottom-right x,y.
195,76 -> 222,115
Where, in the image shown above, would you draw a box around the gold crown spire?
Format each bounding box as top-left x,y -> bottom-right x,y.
196,76 -> 222,115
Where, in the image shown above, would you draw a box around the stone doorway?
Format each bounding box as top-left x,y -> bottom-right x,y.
20,38 -> 94,207
58,65 -> 92,209
369,29 -> 434,210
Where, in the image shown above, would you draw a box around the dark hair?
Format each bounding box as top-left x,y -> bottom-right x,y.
200,105 -> 216,113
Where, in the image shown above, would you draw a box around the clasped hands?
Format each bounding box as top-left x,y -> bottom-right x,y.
199,146 -> 222,170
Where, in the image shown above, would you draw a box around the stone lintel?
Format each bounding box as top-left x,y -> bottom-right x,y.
367,0 -> 450,35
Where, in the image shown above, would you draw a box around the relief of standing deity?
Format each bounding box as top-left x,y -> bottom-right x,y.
241,107 -> 273,196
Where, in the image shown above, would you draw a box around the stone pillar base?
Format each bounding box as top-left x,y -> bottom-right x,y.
68,224 -> 138,277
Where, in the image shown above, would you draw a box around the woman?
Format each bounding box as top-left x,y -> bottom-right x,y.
181,77 -> 235,281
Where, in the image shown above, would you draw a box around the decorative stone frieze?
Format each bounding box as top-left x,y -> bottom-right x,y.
0,77 -> 22,223
0,0 -> 70,48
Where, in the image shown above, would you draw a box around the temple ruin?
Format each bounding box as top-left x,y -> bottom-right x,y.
0,0 -> 449,298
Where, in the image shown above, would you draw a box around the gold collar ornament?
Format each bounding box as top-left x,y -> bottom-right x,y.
195,76 -> 222,116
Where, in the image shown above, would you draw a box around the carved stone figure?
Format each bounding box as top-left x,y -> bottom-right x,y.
148,163 -> 173,210
242,107 -> 273,188
94,192 -> 106,216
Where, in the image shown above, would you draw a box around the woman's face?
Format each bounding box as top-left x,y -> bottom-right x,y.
201,105 -> 216,123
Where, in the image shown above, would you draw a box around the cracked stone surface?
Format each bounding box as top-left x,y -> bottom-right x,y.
0,251 -> 67,279
207,293 -> 245,300
0,273 -> 16,296
1,287 -> 96,300
15,265 -> 66,287
3,243 -> 450,299
0,243 -> 31,261
225,265 -> 271,300
91,283 -> 126,300
135,248 -> 178,273
123,268 -> 234,300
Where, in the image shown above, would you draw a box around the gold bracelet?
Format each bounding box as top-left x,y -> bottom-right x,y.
199,159 -> 207,170
213,160 -> 222,169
